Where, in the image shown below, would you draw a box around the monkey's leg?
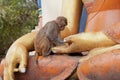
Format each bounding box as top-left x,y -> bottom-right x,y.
42,47 -> 51,57
41,39 -> 52,57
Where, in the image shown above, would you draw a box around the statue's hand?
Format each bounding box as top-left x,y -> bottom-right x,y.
4,44 -> 27,80
13,53 -> 27,73
52,34 -> 83,53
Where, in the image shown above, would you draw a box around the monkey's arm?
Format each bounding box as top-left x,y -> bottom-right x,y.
54,34 -> 65,46
54,38 -> 65,46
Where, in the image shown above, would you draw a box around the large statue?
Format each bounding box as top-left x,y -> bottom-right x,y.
1,0 -> 120,80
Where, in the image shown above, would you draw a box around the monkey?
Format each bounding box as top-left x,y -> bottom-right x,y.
34,16 -> 67,57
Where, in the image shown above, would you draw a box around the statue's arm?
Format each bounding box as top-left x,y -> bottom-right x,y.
60,0 -> 83,38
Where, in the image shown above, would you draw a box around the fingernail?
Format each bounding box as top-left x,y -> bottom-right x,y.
53,50 -> 57,53
63,39 -> 66,42
20,68 -> 26,73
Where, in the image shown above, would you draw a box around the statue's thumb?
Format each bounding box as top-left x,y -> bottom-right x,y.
14,61 -> 26,73
18,62 -> 26,73
64,36 -> 73,43
14,65 -> 26,73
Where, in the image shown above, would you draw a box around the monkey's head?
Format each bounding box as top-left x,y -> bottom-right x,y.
56,16 -> 67,31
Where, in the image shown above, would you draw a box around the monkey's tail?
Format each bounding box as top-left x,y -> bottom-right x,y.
35,52 -> 39,65
29,51 -> 38,65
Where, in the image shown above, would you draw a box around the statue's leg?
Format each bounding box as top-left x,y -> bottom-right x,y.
79,44 -> 120,63
0,55 -> 79,80
77,49 -> 120,80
